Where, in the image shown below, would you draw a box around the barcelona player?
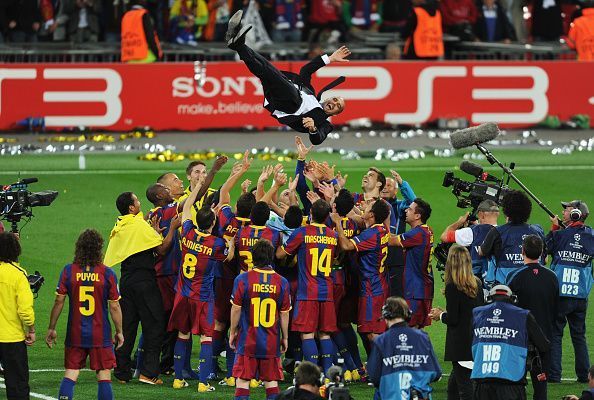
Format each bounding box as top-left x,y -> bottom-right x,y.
235,202 -> 282,273
168,182 -> 234,392
276,199 -> 338,376
389,198 -> 435,329
213,151 -> 253,386
332,199 -> 391,345
45,229 -> 123,400
144,183 -> 182,375
229,239 -> 291,400
329,189 -> 364,381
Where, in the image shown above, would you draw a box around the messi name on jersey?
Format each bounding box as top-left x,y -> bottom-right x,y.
182,236 -> 213,255
252,283 -> 278,294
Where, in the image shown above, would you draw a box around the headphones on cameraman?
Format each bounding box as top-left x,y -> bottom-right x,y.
486,285 -> 518,304
570,201 -> 583,222
381,298 -> 412,321
292,363 -> 325,388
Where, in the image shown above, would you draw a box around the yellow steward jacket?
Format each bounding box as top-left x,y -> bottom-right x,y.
0,261 -> 35,342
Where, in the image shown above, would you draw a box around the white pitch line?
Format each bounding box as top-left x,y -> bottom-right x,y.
0,165 -> 593,176
0,377 -> 58,400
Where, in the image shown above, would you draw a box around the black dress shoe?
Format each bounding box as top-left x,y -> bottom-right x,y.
225,10 -> 243,43
228,24 -> 252,50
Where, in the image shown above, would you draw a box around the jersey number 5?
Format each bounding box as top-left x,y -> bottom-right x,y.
79,286 -> 95,316
251,297 -> 277,328
309,248 -> 332,277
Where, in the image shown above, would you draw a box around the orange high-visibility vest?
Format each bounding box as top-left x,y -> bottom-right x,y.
568,9 -> 594,61
405,7 -> 444,58
121,8 -> 162,62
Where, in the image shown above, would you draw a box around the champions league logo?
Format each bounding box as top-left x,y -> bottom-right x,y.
487,308 -> 504,324
570,234 -> 584,250
396,334 -> 413,352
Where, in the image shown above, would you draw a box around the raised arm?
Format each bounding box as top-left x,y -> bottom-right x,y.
183,179 -> 203,222
196,155 -> 228,204
299,46 -> 351,86
330,210 -> 356,251
218,150 -> 252,206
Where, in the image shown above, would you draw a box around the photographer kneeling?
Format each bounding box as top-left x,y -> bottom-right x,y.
0,232 -> 36,400
277,361 -> 324,400
367,297 -> 442,400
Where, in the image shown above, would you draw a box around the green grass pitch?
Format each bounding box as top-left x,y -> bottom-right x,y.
0,149 -> 592,399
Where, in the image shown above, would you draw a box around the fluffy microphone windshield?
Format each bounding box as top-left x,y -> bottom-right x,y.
450,122 -> 500,150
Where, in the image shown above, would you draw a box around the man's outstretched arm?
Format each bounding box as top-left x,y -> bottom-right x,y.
299,46 -> 351,86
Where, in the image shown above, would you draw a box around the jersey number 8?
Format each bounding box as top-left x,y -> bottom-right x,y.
182,253 -> 198,279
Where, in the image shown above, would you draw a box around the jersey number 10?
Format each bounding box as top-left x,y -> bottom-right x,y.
251,297 -> 277,328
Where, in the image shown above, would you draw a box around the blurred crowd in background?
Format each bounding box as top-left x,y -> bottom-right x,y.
0,0 -> 589,48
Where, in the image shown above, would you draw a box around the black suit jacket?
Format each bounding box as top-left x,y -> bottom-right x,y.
265,55 -> 344,145
442,278 -> 484,361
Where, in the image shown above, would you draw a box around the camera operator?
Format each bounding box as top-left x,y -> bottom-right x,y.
563,365 -> 594,400
479,190 -> 545,286
440,199 -> 500,282
546,200 -> 594,384
0,232 -> 35,400
367,297 -> 442,400
471,285 -> 550,400
507,235 -> 559,400
277,361 -> 325,400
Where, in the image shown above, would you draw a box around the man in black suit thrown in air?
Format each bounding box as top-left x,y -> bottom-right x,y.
225,10 -> 349,145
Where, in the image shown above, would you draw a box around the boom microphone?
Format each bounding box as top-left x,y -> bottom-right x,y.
450,122 -> 500,150
19,178 -> 39,185
459,161 -> 501,183
326,365 -> 343,384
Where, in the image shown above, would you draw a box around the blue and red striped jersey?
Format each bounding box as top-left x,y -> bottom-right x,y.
216,205 -> 251,240
398,225 -> 434,300
351,224 -> 389,297
282,223 -> 338,302
235,225 -> 281,273
177,220 -> 229,301
56,263 -> 120,348
353,192 -> 378,207
148,203 -> 181,277
216,205 -> 250,279
231,266 -> 291,358
331,217 -> 360,286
